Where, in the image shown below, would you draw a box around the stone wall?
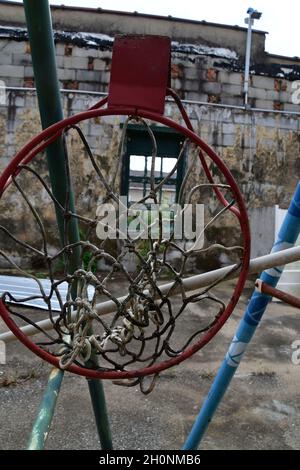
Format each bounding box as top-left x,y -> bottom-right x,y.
0,29 -> 299,109
0,27 -> 300,264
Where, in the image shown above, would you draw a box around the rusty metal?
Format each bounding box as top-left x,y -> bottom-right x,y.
255,279 -> 300,308
0,106 -> 250,382
108,35 -> 171,114
0,36 -> 249,390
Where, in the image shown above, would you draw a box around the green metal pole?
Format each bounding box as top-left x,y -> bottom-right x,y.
23,0 -> 80,273
27,367 -> 64,450
87,377 -> 113,450
23,0 -> 112,450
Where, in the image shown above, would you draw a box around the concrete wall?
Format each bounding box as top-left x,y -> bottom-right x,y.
0,35 -> 299,112
1,86 -> 299,260
0,6 -> 300,265
0,1 -> 266,60
249,207 -> 276,257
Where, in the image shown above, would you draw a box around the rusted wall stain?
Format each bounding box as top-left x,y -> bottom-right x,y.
0,94 -> 299,267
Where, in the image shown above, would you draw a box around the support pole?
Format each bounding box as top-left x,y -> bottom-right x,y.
182,182 -> 300,450
27,367 -> 64,450
243,8 -> 262,107
23,0 -> 80,271
87,376 -> 113,450
23,0 -> 112,450
243,14 -> 253,107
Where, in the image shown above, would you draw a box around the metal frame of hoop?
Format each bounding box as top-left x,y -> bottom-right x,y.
0,98 -> 251,380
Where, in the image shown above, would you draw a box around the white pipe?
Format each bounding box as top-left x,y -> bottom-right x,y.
244,14 -> 253,107
1,245 -> 300,343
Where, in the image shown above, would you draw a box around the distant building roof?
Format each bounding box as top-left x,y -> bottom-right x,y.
0,1 -> 267,35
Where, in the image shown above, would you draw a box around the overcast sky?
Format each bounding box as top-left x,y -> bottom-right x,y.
9,0 -> 300,58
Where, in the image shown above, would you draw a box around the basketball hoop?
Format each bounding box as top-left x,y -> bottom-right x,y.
0,36 -> 250,389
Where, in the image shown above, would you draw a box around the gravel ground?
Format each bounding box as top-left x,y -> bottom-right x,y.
0,279 -> 300,450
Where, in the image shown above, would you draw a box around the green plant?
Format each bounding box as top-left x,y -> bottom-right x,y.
82,249 -> 98,273
52,255 -> 66,276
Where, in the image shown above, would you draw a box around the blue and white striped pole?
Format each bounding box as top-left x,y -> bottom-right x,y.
183,182 -> 300,450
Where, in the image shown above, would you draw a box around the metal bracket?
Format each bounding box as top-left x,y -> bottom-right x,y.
108,35 -> 171,115
255,278 -> 300,308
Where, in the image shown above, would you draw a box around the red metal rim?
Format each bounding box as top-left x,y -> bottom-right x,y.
0,107 -> 251,379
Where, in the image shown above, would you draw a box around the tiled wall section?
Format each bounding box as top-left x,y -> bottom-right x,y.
0,38 -> 299,110
0,38 -> 300,261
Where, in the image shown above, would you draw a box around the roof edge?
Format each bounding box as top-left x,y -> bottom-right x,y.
0,0 -> 268,35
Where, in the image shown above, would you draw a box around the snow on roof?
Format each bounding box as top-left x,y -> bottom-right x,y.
171,41 -> 238,60
0,25 -> 237,60
64,31 -> 113,47
0,25 -> 114,48
1,25 -> 300,79
250,63 -> 300,81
